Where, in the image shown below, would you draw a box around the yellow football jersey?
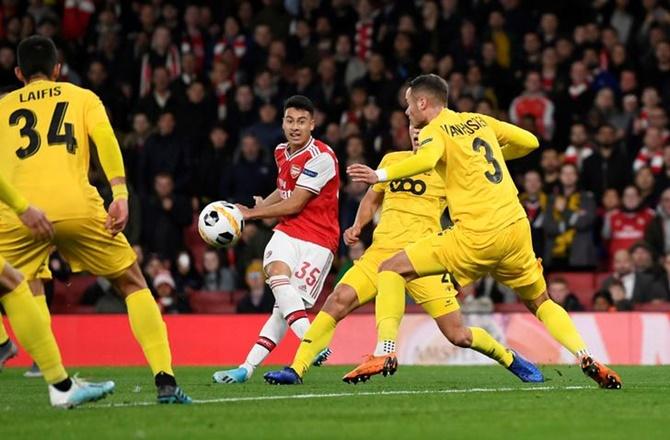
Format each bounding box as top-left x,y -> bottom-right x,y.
370,151 -> 447,250
0,80 -> 109,221
417,109 -> 528,233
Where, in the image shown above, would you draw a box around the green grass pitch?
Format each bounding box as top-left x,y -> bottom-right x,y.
1,365 -> 668,439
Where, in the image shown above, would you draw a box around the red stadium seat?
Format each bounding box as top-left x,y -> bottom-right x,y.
51,274 -> 98,314
189,291 -> 237,314
549,272 -> 595,307
183,213 -> 207,273
593,272 -> 611,291
633,302 -> 670,312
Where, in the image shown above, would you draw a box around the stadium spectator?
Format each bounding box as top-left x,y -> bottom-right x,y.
539,148 -> 561,196
602,186 -> 655,264
564,123 -> 594,170
544,164 -> 598,270
547,277 -> 584,312
592,289 -> 616,312
651,254 -> 670,302
220,134 -> 275,208
138,112 -> 191,195
509,71 -> 554,141
634,127 -> 666,174
600,249 -> 661,305
234,221 -> 273,278
630,241 -> 664,280
645,188 -> 670,257
122,112 -> 154,191
137,66 -> 178,123
139,25 -> 180,98
580,124 -> 630,200
194,125 -> 232,203
141,173 -> 193,261
635,166 -> 659,208
603,280 -> 633,311
244,102 -> 283,151
176,80 -> 217,154
173,250 -> 202,295
236,260 -> 274,314
201,249 -> 236,292
519,170 -> 547,257
154,270 -> 190,314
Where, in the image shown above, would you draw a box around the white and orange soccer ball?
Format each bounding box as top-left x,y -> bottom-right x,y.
197,201 -> 245,248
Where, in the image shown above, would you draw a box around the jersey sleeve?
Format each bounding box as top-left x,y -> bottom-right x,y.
84,90 -> 111,132
85,91 -> 127,187
378,124 -> 443,181
0,173 -> 29,214
481,114 -> 539,160
296,153 -> 337,194
371,155 -> 389,192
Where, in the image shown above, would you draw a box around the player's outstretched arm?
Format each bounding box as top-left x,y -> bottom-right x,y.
237,188 -> 314,220
254,189 -> 282,208
482,115 -> 540,160
0,174 -> 53,240
344,188 -> 384,246
348,129 -> 443,184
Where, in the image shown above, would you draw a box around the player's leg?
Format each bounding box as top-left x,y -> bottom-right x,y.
266,260 -> 312,338
0,309 -> 18,371
54,216 -> 191,403
497,220 -> 621,388
110,262 -> 191,402
0,259 -> 114,407
265,251 -> 380,384
213,305 -> 288,383
22,279 -> 48,378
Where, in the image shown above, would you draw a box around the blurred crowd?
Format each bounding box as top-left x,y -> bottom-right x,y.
2,0 -> 670,312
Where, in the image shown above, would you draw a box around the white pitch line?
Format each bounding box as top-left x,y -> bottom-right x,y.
94,385 -> 590,409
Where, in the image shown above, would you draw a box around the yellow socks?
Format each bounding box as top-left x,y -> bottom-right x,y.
290,312 -> 337,377
34,294 -> 52,326
469,327 -> 514,367
0,281 -> 67,384
536,300 -> 588,357
374,271 -> 406,354
0,311 -> 8,344
126,289 -> 174,376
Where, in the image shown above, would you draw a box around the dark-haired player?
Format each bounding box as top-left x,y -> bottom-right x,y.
213,96 -> 339,384
348,74 -> 622,389
0,36 -> 191,403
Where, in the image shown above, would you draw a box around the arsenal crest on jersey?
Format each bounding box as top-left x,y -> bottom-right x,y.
290,164 -> 302,178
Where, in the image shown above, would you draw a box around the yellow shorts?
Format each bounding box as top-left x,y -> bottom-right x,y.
338,246 -> 460,318
0,210 -> 136,281
405,218 -> 545,301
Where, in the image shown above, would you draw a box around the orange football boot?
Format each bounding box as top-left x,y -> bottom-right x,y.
342,353 -> 398,384
581,356 -> 622,389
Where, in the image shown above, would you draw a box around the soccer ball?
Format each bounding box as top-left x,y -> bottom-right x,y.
198,201 -> 245,248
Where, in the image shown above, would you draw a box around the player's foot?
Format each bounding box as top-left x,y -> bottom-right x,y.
49,376 -> 115,409
264,367 -> 303,385
0,340 -> 18,371
212,367 -> 250,384
507,351 -> 544,382
342,353 -> 398,384
312,347 -> 332,367
24,362 -> 43,378
157,385 -> 192,404
581,356 -> 622,389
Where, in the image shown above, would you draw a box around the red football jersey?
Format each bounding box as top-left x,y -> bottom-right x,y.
273,137 -> 340,253
607,208 -> 655,258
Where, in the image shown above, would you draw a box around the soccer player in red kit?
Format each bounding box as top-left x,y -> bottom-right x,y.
213,95 -> 340,383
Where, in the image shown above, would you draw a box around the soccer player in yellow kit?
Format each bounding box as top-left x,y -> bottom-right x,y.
0,173 -> 116,407
0,36 -> 191,403
263,127 -> 543,385
348,74 -> 621,389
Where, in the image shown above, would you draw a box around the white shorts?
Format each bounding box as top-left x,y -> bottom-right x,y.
263,230 -> 334,307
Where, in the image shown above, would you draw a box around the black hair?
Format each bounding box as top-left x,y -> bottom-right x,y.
283,95 -> 314,116
408,74 -> 449,106
17,36 -> 58,79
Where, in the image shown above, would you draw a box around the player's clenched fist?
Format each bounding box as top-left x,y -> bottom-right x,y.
343,224 -> 361,246
19,205 -> 54,241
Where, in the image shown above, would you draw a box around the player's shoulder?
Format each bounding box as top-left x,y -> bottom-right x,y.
60,82 -> 99,100
380,150 -> 412,165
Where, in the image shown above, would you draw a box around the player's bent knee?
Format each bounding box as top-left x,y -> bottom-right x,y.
264,261 -> 292,278
446,328 -> 472,348
110,262 -> 148,297
322,284 -> 358,321
0,263 -> 24,295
